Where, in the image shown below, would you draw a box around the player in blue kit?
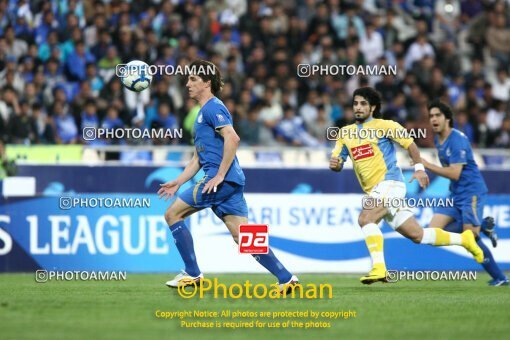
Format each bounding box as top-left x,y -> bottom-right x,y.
157,60 -> 298,290
423,100 -> 508,286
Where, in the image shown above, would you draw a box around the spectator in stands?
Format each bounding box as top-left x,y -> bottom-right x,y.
299,90 -> 320,128
0,0 -> 506,149
223,56 -> 244,97
150,79 -> 175,115
238,105 -> 262,146
182,98 -> 200,145
433,0 -> 461,43
375,74 -> 400,103
487,100 -> 507,136
335,106 -> 354,129
53,101 -> 78,144
101,107 -> 124,131
0,62 -> 25,93
404,33 -> 435,70
331,2 -> 365,45
308,104 -> 332,145
436,40 -> 461,78
306,2 -> 333,43
485,12 -> 510,68
44,57 -> 65,90
84,14 -> 107,48
447,75 -> 466,109
91,29 -> 112,61
383,8 -> 416,46
22,83 -> 41,107
97,45 -> 120,83
151,102 -> 178,145
85,63 -> 104,96
0,86 -> 20,122
383,91 -> 408,124
464,58 -> 484,88
212,26 -> 239,58
152,102 -> 177,131
360,20 -> 384,65
475,110 -> 490,148
258,87 -> 283,146
275,105 -> 319,147
37,30 -> 59,62
453,110 -> 475,143
7,100 -> 38,144
4,25 -> 27,59
65,40 -> 95,81
80,99 -> 99,134
495,118 -> 510,148
491,68 -> 510,102
31,103 -> 55,144
426,67 -> 448,100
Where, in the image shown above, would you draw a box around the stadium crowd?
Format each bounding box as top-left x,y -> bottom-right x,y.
0,0 -> 509,148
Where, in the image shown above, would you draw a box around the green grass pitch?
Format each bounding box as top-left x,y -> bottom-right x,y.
1,273 -> 509,340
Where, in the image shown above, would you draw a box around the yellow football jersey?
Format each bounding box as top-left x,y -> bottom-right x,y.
331,118 -> 414,193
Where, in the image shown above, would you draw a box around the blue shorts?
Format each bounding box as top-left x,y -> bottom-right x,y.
435,194 -> 485,231
179,177 -> 248,218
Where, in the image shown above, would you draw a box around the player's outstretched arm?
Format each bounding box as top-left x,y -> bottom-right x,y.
202,125 -> 240,194
422,159 -> 462,181
407,142 -> 430,188
158,150 -> 201,200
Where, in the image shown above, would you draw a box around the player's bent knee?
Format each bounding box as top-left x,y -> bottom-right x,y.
406,228 -> 423,243
164,207 -> 183,226
358,212 -> 376,227
226,223 -> 240,243
164,208 -> 175,225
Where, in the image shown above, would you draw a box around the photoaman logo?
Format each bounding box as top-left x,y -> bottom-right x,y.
177,278 -> 333,299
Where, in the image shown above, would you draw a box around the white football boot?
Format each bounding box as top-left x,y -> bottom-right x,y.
165,270 -> 204,288
278,275 -> 300,294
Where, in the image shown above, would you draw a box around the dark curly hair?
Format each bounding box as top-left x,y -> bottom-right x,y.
352,87 -> 382,118
428,99 -> 454,127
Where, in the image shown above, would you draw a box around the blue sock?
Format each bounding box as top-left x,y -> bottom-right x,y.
169,221 -> 201,277
476,237 -> 505,280
252,249 -> 293,284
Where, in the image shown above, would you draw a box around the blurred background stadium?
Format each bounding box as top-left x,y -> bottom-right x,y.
1,0 -> 509,275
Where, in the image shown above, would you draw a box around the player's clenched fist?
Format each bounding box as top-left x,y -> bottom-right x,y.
329,157 -> 342,172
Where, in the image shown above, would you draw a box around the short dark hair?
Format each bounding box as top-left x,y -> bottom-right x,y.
352,87 -> 382,118
189,59 -> 224,96
428,99 -> 454,127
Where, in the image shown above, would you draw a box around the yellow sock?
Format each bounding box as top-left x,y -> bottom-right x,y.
365,235 -> 384,253
421,228 -> 462,246
434,228 -> 451,246
362,223 -> 386,267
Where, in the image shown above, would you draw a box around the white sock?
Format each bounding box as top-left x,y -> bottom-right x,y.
421,228 -> 462,245
420,228 -> 436,244
450,233 -> 462,245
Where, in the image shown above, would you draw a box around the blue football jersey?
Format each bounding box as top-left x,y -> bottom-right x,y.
434,129 -> 488,200
193,97 -> 245,185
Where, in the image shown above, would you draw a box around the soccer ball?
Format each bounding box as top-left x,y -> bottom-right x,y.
120,60 -> 152,92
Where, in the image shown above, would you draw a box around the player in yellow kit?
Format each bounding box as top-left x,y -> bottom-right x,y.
329,87 -> 484,284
